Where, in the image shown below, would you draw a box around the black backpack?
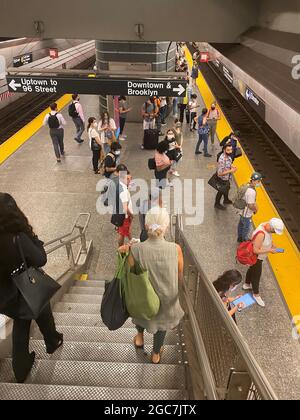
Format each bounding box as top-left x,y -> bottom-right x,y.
68,102 -> 79,118
48,113 -> 60,129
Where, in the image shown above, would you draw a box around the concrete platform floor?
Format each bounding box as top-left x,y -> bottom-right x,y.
0,94 -> 299,399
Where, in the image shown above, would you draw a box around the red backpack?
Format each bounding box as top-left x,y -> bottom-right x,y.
236,231 -> 265,266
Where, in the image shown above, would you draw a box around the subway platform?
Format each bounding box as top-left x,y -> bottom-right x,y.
0,93 -> 299,399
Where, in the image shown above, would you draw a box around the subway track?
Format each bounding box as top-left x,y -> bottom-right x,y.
0,56 -> 96,144
189,45 -> 300,248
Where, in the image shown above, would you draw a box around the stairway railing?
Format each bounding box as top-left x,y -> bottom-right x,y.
173,215 -> 278,400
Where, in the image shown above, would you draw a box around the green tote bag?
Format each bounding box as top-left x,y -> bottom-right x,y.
123,260 -> 160,321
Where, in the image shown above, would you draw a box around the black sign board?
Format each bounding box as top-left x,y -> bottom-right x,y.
7,75 -> 187,97
245,86 -> 266,119
214,59 -> 234,85
13,53 -> 33,68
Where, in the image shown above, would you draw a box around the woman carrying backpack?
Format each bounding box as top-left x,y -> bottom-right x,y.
87,117 -> 102,174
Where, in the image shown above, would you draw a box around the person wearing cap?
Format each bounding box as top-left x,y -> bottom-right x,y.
237,172 -> 263,243
243,218 -> 285,307
207,102 -> 221,146
220,131 -> 240,161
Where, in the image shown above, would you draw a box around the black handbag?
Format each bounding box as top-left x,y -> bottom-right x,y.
12,236 -> 61,320
208,173 -> 230,194
111,213 -> 126,228
91,138 -> 101,151
100,253 -> 129,331
148,158 -> 156,170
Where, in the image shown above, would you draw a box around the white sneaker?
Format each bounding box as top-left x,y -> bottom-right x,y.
173,171 -> 180,177
242,284 -> 252,291
253,296 -> 265,308
119,136 -> 126,141
141,145 -> 144,150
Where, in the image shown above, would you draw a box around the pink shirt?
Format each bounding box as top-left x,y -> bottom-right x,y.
155,151 -> 171,168
75,101 -> 85,122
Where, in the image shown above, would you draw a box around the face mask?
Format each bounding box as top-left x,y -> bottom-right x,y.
115,151 -> 121,156
255,182 -> 261,188
93,122 -> 98,128
211,106 -> 216,110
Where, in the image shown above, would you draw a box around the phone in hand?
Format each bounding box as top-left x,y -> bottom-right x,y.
275,248 -> 285,253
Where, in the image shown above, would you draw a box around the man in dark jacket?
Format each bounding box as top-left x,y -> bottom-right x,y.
219,130 -> 240,162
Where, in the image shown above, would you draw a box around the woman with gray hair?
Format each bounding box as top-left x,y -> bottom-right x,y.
119,207 -> 184,364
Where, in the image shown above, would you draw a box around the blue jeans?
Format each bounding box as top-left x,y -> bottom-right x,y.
195,133 -> 209,155
72,117 -> 85,141
238,216 -> 252,242
173,98 -> 178,117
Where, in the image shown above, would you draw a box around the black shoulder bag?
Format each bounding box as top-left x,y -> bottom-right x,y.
12,236 -> 61,320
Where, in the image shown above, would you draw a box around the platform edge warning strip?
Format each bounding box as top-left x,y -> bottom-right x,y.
185,47 -> 300,323
0,94 -> 72,166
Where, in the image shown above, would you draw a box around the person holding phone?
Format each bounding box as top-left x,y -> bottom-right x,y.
243,218 -> 285,308
213,270 -> 244,322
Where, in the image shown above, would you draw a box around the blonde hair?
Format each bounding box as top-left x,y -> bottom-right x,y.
145,206 -> 170,238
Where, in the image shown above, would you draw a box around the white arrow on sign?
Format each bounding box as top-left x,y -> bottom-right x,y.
9,79 -> 22,91
173,84 -> 185,96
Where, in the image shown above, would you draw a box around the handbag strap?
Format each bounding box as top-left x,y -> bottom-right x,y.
13,235 -> 29,275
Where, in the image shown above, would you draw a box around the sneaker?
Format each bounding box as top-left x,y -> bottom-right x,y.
141,145 -> 145,150
75,139 -> 84,144
130,238 -> 141,245
57,159 -> 61,163
204,154 -> 212,158
214,203 -> 226,211
173,171 -> 180,177
224,199 -> 233,205
195,151 -> 202,155
119,136 -> 126,141
242,284 -> 252,291
253,296 -> 265,308
161,122 -> 167,126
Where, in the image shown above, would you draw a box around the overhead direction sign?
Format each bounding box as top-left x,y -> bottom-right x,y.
7,75 -> 187,97
13,53 -> 33,68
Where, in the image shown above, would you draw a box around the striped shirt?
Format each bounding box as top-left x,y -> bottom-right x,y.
217,153 -> 232,181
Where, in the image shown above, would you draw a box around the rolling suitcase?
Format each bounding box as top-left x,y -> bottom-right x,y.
143,129 -> 159,150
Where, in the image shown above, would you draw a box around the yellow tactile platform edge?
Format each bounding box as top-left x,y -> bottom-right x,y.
0,94 -> 72,165
185,47 -> 300,321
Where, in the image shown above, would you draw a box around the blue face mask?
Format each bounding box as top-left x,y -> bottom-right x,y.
255,182 -> 261,188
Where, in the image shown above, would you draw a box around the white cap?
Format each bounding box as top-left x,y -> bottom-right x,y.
269,218 -> 284,235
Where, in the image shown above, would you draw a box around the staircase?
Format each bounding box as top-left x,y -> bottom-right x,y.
0,277 -> 187,400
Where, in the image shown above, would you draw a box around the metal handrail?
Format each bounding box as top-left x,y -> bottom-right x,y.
174,215 -> 278,400
44,213 -> 91,271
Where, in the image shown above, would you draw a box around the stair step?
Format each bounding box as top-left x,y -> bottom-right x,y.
29,340 -> 182,365
0,359 -> 186,390
69,287 -> 104,296
52,313 -> 133,328
53,302 -> 100,315
32,326 -> 179,345
0,383 -> 187,400
61,294 -> 102,304
74,280 -> 106,288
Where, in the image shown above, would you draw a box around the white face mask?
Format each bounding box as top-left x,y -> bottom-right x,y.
167,134 -> 174,140
115,150 -> 121,156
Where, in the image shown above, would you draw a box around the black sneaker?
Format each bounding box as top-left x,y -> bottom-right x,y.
204,154 -> 212,158
195,151 -> 202,155
215,203 -> 226,210
224,200 -> 233,205
75,139 -> 84,144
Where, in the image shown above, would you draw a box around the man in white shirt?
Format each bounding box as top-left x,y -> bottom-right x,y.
237,172 -> 263,242
69,94 -> 85,143
43,103 -> 66,163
